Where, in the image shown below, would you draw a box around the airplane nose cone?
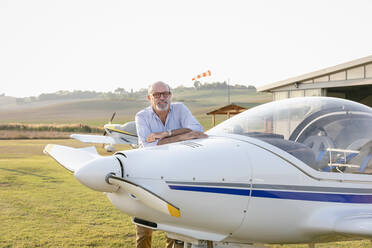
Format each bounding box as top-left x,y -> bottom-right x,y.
74,156 -> 122,192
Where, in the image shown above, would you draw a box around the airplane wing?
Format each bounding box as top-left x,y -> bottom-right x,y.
70,134 -> 138,145
43,144 -> 99,172
70,134 -> 116,144
107,175 -> 181,218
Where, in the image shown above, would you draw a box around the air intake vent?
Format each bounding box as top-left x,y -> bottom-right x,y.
181,141 -> 203,148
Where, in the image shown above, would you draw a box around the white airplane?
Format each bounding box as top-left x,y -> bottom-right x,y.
70,112 -> 138,152
44,97 -> 372,248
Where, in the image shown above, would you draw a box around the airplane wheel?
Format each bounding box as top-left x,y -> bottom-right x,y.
105,144 -> 115,152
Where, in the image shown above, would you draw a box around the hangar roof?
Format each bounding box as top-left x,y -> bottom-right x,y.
258,55 -> 372,92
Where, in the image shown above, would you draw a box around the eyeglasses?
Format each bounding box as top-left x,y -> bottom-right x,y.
151,92 -> 171,98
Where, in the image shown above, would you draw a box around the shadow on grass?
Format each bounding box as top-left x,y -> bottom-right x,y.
0,167 -> 56,180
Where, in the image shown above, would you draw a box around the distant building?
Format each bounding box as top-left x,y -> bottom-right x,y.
206,103 -> 250,127
258,55 -> 372,107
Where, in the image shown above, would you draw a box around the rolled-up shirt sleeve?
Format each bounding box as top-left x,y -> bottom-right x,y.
180,104 -> 204,132
135,113 -> 159,147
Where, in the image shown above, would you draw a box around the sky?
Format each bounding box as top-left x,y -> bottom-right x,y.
1,0 -> 372,97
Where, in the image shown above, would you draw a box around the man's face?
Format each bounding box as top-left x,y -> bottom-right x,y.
148,83 -> 172,112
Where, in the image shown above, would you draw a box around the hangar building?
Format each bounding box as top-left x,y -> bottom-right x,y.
258,55 -> 372,107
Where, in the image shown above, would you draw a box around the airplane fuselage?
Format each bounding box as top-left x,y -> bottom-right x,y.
104,134 -> 372,244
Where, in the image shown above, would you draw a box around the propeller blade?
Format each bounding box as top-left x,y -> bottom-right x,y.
110,112 -> 116,124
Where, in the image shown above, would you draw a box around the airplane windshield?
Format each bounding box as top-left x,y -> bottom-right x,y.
208,97 -> 372,174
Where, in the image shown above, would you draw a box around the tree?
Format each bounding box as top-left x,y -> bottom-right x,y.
193,81 -> 201,89
114,88 -> 126,95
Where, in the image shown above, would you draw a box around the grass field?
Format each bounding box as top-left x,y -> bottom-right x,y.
0,139 -> 167,248
1,139 -> 372,248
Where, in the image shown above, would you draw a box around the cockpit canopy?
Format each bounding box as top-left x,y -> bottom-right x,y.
208,97 -> 372,174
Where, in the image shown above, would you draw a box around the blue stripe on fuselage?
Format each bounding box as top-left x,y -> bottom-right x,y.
168,185 -> 372,204
168,185 -> 251,196
251,189 -> 372,204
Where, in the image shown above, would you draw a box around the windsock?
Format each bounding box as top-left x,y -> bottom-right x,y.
192,70 -> 211,81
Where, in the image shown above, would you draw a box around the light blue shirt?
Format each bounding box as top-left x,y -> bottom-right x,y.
135,102 -> 204,147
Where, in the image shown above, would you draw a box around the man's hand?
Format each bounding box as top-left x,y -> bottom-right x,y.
184,131 -> 208,140
146,131 -> 168,143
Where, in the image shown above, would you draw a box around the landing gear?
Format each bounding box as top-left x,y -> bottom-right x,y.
104,144 -> 115,152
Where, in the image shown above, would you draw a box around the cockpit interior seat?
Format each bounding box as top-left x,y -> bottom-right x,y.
303,135 -> 335,158
302,135 -> 335,170
346,140 -> 372,173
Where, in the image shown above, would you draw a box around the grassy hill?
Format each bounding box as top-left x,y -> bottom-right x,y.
0,96 -> 17,109
0,88 -> 272,129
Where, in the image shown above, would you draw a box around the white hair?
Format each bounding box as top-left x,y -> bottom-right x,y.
148,81 -> 171,95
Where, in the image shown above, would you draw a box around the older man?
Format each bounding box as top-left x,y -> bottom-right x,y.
135,81 -> 207,248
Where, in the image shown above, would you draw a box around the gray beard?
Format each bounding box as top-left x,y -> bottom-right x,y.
155,102 -> 169,111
